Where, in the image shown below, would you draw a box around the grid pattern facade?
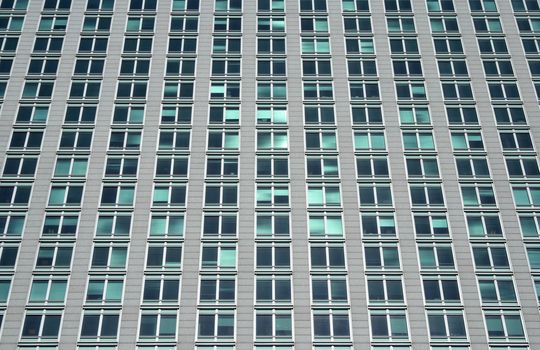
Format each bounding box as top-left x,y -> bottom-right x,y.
0,0 -> 540,349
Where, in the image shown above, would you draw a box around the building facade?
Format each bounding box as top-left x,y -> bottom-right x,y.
0,0 -> 540,349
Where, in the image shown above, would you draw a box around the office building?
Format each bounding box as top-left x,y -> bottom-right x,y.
0,0 -> 540,349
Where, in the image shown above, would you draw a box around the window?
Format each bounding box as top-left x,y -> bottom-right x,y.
126,16 -> 155,32
69,81 -> 101,99
342,0 -> 370,12
209,81 -> 240,100
163,82 -> 195,100
208,130 -> 239,150
364,245 -> 400,270
361,214 -> 396,238
206,157 -> 238,177
159,106 -> 191,125
406,157 -> 440,178
42,214 -> 78,237
168,58 -> 196,76
356,156 -> 389,178
34,37 -> 62,53
303,59 -> 332,76
139,311 -> 178,341
367,277 -> 404,304
461,185 -> 496,207
0,278 -> 10,304
451,132 -> 484,151
414,214 -> 449,237
256,185 -> 288,207
143,277 -> 180,303
478,277 -> 517,304
350,82 -> 380,100
344,16 -> 372,33
484,60 -> 514,77
105,157 -> 138,177
100,185 -> 135,207
21,312 -> 62,340
305,131 -> 336,151
300,0 -> 327,12
442,82 -> 474,100
478,38 -> 508,54
313,310 -> 351,340
466,214 -> 503,238
158,130 -> 190,151
309,214 -> 343,237
96,214 -> 132,237
354,131 -> 386,151
306,185 -> 340,208
370,310 -> 409,341
472,245 -> 509,270
258,16 -> 286,32
347,59 -> 377,77
197,310 -> 234,340
3,157 -> 38,177
64,105 -> 96,124
430,17 -> 459,33
91,245 -> 128,270
257,37 -> 284,54
257,156 -> 289,177
418,245 -> 455,270
519,214 -> 540,238
307,156 -> 339,178
258,105 -> 287,125
169,37 -> 197,54
311,276 -> 347,303
500,132 -> 534,151
516,17 -> 540,33
35,245 -> 72,269
48,185 -> 83,206
0,214 -> 25,237
255,310 -> 292,341
87,0 -> 115,11
506,157 -> 540,178
512,0 -> 540,12
119,59 -> 150,76
527,245 -> 540,269
304,82 -> 333,100
427,311 -> 467,341
346,38 -> 375,54
258,82 -> 287,100
423,277 -> 461,304
150,214 -> 184,238
0,184 -> 31,206
27,59 -> 57,75
22,81 -> 54,99
393,60 -> 422,76
384,0 -> 412,12
257,244 -> 290,269
358,184 -> 393,207
256,213 -> 289,238
200,277 -> 235,304
387,17 -> 415,33
410,185 -> 445,207
256,276 -> 291,303
0,0 -> 28,9
129,0 -> 157,11
109,131 -> 141,150
214,17 -> 242,32
28,278 -> 67,304
403,132 -> 435,151
205,184 -> 238,207
59,130 -> 92,150
152,185 -> 186,207
16,105 -> 49,124
146,243 -> 182,270
213,59 -> 241,76
215,0 -> 242,12
83,15 -> 112,32
201,244 -> 237,270
469,0 -> 497,12
395,82 -> 427,100
446,106 -> 478,125
513,186 -> 540,207
303,38 -> 331,54
488,82 -> 520,100
80,311 -> 120,340
258,0 -> 285,12
351,106 -> 383,125
484,312 -> 525,341
427,0 -> 455,12
434,38 -> 463,54
0,244 -> 17,268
